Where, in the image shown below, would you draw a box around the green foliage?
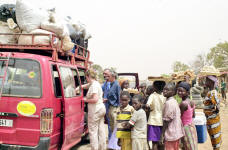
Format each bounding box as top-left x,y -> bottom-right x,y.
161,74 -> 171,78
207,41 -> 228,68
172,61 -> 190,72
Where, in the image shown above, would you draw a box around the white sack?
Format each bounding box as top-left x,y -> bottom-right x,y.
18,29 -> 53,45
41,22 -> 65,37
16,0 -> 47,32
59,35 -> 74,52
0,21 -> 18,44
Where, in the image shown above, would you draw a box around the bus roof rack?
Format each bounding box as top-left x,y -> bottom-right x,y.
0,33 -> 90,68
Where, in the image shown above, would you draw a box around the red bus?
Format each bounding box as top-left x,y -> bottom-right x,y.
0,33 -> 89,150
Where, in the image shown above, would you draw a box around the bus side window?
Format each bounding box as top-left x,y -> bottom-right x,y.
71,69 -> 81,96
78,69 -> 88,96
52,65 -> 62,97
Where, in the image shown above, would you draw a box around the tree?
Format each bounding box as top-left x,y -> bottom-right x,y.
172,61 -> 190,72
110,67 -> 117,73
190,53 -> 209,74
207,41 -> 228,68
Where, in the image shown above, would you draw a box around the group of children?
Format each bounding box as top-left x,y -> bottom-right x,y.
111,81 -> 198,150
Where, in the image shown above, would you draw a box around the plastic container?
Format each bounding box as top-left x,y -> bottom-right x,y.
194,112 -> 207,143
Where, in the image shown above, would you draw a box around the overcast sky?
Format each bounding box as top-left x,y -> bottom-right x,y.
3,0 -> 228,80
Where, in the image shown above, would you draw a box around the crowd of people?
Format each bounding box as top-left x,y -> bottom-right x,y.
81,68 -> 222,150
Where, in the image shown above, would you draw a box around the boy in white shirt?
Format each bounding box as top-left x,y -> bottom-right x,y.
123,95 -> 148,150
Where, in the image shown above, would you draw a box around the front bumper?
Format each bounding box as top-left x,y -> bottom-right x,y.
0,137 -> 50,150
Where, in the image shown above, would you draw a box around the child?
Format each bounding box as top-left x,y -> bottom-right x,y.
178,82 -> 198,150
121,79 -> 130,91
160,83 -> 184,150
139,83 -> 147,99
142,85 -> 154,120
146,81 -> 166,150
123,94 -> 149,150
116,91 -> 134,150
174,81 -> 183,104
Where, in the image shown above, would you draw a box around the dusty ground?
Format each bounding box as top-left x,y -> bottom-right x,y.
72,105 -> 228,150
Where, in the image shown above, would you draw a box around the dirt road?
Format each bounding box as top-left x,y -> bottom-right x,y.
72,106 -> 228,150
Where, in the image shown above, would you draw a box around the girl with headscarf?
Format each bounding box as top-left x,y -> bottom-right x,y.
120,79 -> 130,91
203,76 -> 222,150
177,82 -> 198,150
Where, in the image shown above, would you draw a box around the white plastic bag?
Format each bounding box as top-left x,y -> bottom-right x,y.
194,112 -> 207,125
7,18 -> 17,29
18,29 -> 53,45
84,32 -> 92,40
16,0 -> 47,32
108,127 -> 121,150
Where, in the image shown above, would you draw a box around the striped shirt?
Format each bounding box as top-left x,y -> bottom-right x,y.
116,105 -> 134,138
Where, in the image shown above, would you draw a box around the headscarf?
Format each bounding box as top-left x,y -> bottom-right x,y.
207,75 -> 218,88
178,82 -> 191,92
119,78 -> 129,87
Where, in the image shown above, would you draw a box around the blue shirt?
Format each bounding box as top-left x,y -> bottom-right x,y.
102,81 -> 111,99
107,80 -> 121,107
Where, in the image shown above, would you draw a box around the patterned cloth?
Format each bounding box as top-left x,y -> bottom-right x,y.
181,123 -> 198,150
203,90 -> 222,150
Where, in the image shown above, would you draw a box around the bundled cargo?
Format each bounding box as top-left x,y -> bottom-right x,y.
0,20 -> 20,44
0,0 -> 91,52
0,4 -> 16,23
59,35 -> 74,52
199,66 -> 220,77
16,0 -> 47,33
191,84 -> 204,109
41,22 -> 65,38
18,29 -> 54,45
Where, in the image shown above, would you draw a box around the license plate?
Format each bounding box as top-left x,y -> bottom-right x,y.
0,119 -> 13,127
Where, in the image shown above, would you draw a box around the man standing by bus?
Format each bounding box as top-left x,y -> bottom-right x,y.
102,69 -> 111,139
104,69 -> 121,134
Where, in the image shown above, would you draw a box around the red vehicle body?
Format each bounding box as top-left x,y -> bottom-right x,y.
0,33 -> 89,150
